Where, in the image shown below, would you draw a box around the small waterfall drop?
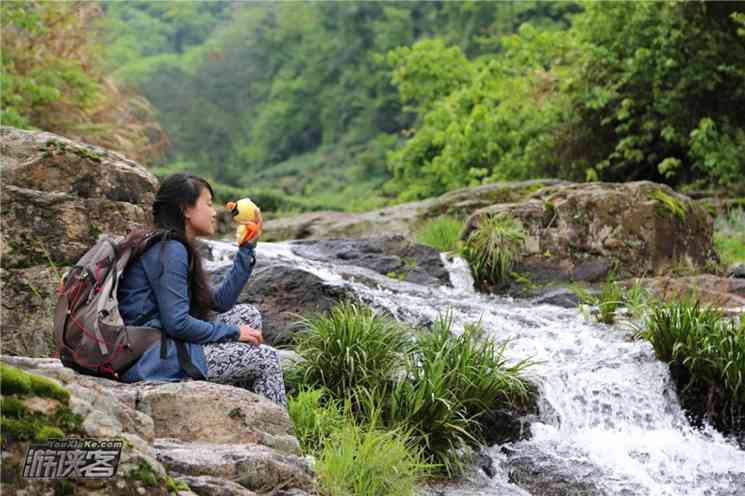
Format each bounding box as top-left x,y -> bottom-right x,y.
206,239 -> 745,496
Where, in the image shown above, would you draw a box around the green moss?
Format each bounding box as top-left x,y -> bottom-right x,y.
1,417 -> 39,440
127,460 -> 160,487
51,404 -> 84,432
35,425 -> 64,442
29,374 -> 69,402
648,189 -> 688,221
0,396 -> 28,418
0,364 -> 69,402
165,476 -> 191,493
0,363 -> 32,396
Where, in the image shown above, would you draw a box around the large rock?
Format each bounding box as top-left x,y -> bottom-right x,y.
224,264 -> 351,346
290,235 -> 451,287
136,381 -> 300,454
463,181 -> 717,285
1,127 -> 158,357
156,440 -> 314,493
0,356 -> 314,494
263,179 -> 564,242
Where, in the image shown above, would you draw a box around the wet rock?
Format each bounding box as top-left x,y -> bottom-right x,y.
215,264 -> 351,346
728,263 -> 745,279
290,235 -> 451,287
505,445 -> 605,496
529,288 -> 583,308
463,181 -> 717,287
155,440 -> 314,493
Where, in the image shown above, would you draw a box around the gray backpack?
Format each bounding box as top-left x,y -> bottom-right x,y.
53,234 -> 202,380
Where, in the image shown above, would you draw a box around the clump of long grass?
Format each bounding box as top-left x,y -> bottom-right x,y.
290,302 -> 413,398
461,213 -> 526,289
415,216 -> 463,252
288,388 -> 346,454
382,314 -> 534,476
290,302 -> 535,478
637,299 -> 745,419
573,278 -> 656,326
317,418 -> 426,496
288,388 -> 427,496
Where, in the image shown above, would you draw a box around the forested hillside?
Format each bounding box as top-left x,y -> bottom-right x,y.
2,1 -> 743,212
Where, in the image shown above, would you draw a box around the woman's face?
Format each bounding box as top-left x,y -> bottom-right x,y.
184,187 -> 217,240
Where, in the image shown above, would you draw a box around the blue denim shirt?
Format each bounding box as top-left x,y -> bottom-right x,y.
117,239 -> 256,382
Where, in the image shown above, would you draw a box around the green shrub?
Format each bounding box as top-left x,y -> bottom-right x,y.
461,214 -> 526,289
383,314 -> 533,476
317,420 -> 426,496
34,425 -> 64,442
291,303 -> 413,399
415,216 -> 463,252
288,388 -> 346,454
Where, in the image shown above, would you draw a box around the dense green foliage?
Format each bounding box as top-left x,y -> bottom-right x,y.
0,1 -> 162,161
289,303 -> 533,477
389,1 -> 745,200
7,2 -> 742,210
102,1 -> 578,209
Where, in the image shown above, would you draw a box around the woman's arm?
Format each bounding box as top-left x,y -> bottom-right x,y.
146,240 -> 240,344
211,242 -> 256,313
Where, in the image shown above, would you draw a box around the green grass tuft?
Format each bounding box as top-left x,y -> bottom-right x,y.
415,216 -> 463,252
637,299 -> 745,414
317,419 -> 426,496
288,388 -> 346,454
34,425 -> 64,442
290,302 -> 413,399
461,213 -> 526,289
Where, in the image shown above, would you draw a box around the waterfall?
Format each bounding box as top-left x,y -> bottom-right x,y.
206,239 -> 745,496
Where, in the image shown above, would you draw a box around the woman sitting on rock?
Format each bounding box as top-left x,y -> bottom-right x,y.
116,173 -> 288,408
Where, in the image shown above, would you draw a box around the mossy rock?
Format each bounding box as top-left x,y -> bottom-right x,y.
0,363 -> 69,401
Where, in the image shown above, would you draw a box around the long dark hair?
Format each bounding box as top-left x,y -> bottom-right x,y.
121,173 -> 214,320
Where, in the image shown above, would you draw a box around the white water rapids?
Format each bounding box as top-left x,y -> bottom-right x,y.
206,239 -> 745,496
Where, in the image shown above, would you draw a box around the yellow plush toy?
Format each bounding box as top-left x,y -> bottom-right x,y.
225,198 -> 261,246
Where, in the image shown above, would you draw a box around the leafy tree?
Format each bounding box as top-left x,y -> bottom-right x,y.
1,1 -> 163,161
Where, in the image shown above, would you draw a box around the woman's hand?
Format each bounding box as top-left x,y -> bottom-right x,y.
239,325 -> 263,345
244,209 -> 263,245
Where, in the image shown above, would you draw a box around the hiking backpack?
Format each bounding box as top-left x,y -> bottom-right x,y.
53,233 -> 202,380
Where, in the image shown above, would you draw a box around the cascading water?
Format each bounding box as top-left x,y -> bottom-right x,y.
205,239 -> 745,496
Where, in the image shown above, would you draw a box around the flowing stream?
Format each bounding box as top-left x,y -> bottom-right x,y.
205,239 -> 745,496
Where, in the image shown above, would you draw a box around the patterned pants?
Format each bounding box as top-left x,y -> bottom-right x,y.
203,304 -> 288,408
